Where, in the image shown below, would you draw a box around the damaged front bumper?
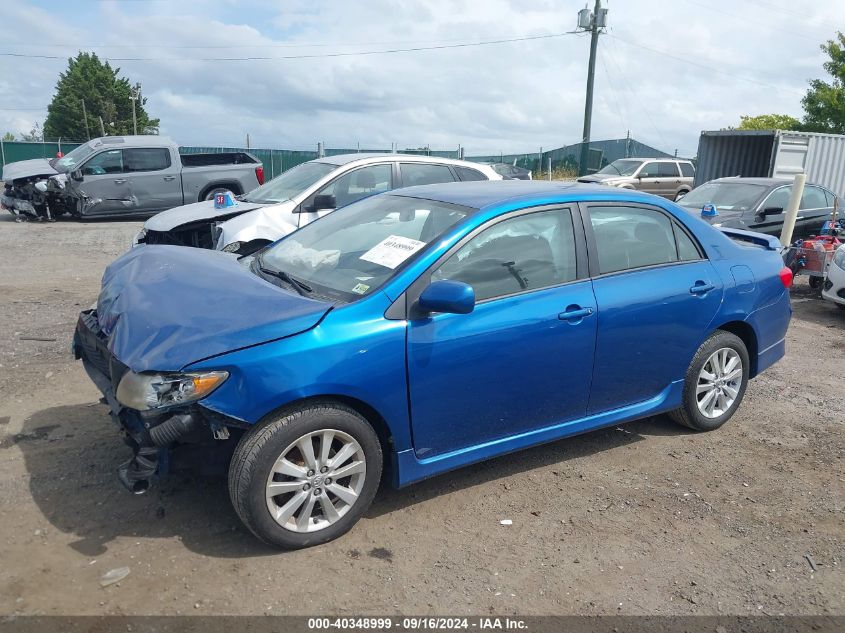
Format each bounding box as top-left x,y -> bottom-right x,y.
72,310 -> 242,493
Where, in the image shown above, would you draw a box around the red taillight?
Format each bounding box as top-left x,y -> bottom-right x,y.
779,266 -> 793,288
255,165 -> 265,185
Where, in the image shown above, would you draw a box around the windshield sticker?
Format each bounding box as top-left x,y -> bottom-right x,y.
351,283 -> 370,295
359,235 -> 426,269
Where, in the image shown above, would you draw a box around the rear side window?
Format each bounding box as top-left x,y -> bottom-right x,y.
679,162 -> 695,177
124,148 -> 171,172
455,166 -> 488,181
658,162 -> 680,177
589,206 -> 700,274
400,163 -> 456,187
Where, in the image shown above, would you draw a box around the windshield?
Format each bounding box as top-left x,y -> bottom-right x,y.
679,182 -> 767,212
260,194 -> 474,301
596,159 -> 643,176
54,142 -> 96,172
242,161 -> 335,204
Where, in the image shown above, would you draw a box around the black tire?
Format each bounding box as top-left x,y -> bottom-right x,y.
669,330 -> 750,432
674,190 -> 690,201
202,186 -> 236,202
228,403 -> 382,549
808,276 -> 822,290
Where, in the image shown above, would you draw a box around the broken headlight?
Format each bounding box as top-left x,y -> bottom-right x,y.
132,228 -> 148,247
116,371 -> 229,411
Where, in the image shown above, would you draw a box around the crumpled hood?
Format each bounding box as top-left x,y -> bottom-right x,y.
2,158 -> 58,181
143,198 -> 269,232
97,245 -> 332,372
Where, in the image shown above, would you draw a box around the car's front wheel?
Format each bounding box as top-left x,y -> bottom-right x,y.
228,403 -> 382,549
669,330 -> 750,431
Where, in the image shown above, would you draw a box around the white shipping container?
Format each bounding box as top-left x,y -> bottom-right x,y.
693,129 -> 845,197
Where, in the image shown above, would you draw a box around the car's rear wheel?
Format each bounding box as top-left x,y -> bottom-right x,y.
202,186 -> 235,202
674,190 -> 690,201
228,403 -> 382,549
808,276 -> 823,290
669,331 -> 749,431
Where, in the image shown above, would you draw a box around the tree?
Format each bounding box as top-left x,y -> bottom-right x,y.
20,123 -> 43,142
737,113 -> 801,130
801,32 -> 845,134
2,132 -> 15,141
43,52 -> 159,141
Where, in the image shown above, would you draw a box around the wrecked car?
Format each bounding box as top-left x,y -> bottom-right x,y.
1,135 -> 263,221
135,153 -> 501,254
74,181 -> 792,549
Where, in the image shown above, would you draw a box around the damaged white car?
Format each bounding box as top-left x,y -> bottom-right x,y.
136,154 -> 502,255
1,135 -> 263,222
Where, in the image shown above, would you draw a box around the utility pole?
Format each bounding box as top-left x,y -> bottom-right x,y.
80,99 -> 91,140
577,0 -> 608,176
130,85 -> 140,135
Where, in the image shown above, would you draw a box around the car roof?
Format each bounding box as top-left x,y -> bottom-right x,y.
87,135 -> 176,148
708,177 -> 796,187
619,157 -> 692,163
316,153 -> 492,169
388,179 -> 657,209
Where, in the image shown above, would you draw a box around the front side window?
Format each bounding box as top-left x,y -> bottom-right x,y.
761,186 -> 792,212
260,194 -> 473,301
590,206 -> 698,274
55,142 -> 97,172
82,149 -> 124,175
317,164 -> 392,207
124,148 -> 171,172
638,162 -> 660,178
432,208 -> 577,302
401,163 -> 456,187
658,162 -> 680,177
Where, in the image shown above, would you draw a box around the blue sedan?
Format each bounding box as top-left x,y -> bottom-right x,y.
73,181 -> 793,548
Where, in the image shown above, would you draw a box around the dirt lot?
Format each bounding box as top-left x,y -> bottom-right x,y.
0,214 -> 842,617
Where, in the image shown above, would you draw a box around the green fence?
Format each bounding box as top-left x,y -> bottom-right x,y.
0,140 -> 84,167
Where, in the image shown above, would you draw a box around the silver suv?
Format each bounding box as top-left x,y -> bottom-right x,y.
577,158 -> 695,201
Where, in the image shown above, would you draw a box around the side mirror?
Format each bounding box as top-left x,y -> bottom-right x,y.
71,169 -> 84,182
762,206 -> 783,216
417,280 -> 475,316
311,194 -> 337,212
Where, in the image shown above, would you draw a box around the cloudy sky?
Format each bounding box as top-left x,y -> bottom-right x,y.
1,0 -> 842,157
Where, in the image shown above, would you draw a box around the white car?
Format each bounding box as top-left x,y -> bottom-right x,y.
822,243 -> 845,309
136,154 -> 501,255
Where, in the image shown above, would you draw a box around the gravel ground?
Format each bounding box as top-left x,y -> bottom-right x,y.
0,213 -> 842,616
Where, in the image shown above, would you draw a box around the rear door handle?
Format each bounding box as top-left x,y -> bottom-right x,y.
163,176 -> 176,181
113,179 -> 126,184
558,306 -> 594,321
689,282 -> 715,295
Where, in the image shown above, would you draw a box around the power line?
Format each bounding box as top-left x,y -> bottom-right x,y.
0,32 -> 574,62
681,0 -> 827,42
607,32 -> 805,96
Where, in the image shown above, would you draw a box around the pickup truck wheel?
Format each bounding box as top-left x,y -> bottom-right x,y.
669,331 -> 749,432
228,403 -> 382,549
202,186 -> 235,202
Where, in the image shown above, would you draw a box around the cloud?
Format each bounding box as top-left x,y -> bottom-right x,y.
0,0 -> 842,156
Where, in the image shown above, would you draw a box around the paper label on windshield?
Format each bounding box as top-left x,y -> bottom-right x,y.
359,235 -> 426,269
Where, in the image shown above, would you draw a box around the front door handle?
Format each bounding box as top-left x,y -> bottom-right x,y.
163,176 -> 176,181
689,282 -> 715,295
113,179 -> 126,184
558,306 -> 594,321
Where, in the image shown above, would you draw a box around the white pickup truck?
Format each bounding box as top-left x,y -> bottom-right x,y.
1,135 -> 263,221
